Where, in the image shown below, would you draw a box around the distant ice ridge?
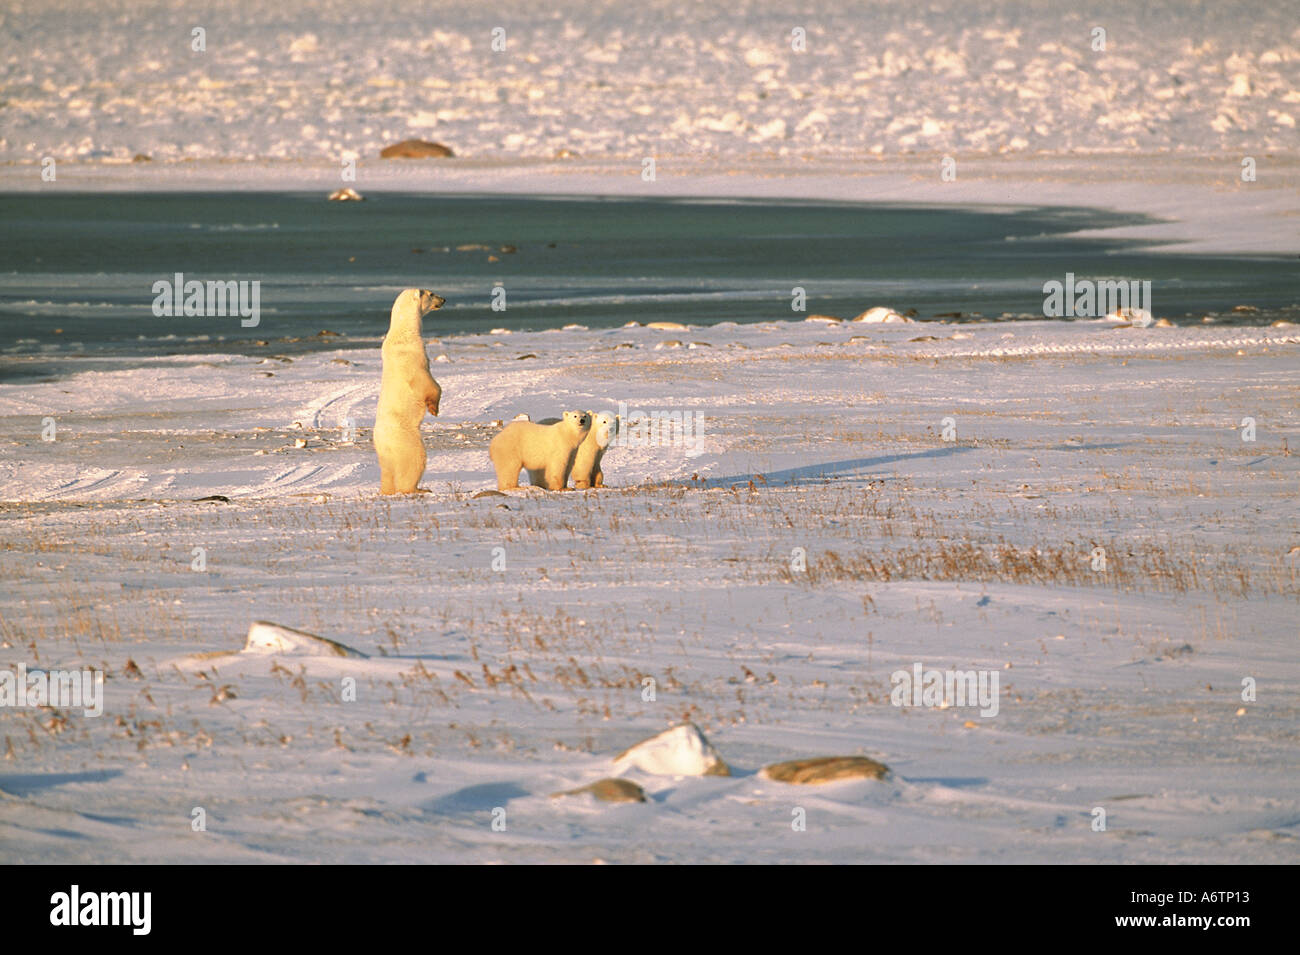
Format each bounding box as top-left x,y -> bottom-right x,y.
2,0 -> 1298,162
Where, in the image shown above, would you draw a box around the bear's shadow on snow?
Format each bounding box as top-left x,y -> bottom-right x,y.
702,445 -> 975,488
0,769 -> 124,796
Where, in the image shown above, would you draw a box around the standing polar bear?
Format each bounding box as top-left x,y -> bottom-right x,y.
490,412 -> 592,490
374,288 -> 445,494
541,411 -> 618,488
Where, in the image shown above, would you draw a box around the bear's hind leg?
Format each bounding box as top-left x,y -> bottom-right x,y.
377,446 -> 398,495
392,441 -> 426,494
494,457 -> 521,490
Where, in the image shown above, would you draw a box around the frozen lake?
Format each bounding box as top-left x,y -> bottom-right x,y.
1,193 -> 1296,367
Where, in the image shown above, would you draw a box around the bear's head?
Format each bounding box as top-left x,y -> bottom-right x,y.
563,410 -> 592,439
389,288 -> 445,338
418,289 -> 446,314
591,412 -> 619,448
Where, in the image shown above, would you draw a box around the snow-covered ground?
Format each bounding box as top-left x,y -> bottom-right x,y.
4,0 -> 1298,163
1,318 -> 1297,862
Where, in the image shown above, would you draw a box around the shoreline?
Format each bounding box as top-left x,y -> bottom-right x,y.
4,312 -> 1299,378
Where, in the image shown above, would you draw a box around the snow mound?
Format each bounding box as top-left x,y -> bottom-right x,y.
242,621 -> 368,658
613,722 -> 730,777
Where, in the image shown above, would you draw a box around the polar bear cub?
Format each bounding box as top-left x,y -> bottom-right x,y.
374,288 -> 445,494
575,411 -> 619,489
542,412 -> 618,488
490,411 -> 592,490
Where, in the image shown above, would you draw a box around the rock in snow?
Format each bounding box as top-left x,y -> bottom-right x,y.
379,139 -> 455,159
1104,306 -> 1155,327
553,778 -> 648,803
613,723 -> 731,776
760,755 -> 890,784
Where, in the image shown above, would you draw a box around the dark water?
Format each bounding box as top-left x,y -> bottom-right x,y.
0,193 -> 1296,359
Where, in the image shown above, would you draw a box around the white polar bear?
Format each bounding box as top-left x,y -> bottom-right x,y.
489,411 -> 592,490
374,289 -> 445,494
541,412 -> 618,488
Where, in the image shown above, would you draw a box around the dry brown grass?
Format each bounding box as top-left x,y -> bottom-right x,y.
780,540 -> 1259,596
